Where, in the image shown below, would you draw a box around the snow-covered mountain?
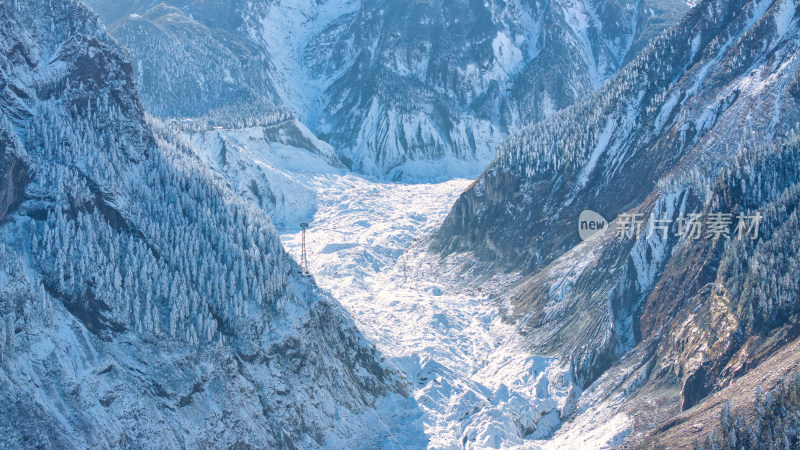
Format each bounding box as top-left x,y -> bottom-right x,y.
83,0 -> 688,181
179,113 -> 344,228
0,0 -> 417,446
305,0 -> 689,180
85,0 -> 284,118
7,0 -> 798,447
434,0 -> 800,444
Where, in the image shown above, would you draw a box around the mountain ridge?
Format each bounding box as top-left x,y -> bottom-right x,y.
83,0 -> 689,181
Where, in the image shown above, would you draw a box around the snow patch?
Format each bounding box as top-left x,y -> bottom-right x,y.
576,118 -> 615,189
492,32 -> 525,75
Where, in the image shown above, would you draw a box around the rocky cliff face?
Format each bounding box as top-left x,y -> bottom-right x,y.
0,120 -> 27,223
0,0 -> 412,446
83,0 -> 687,180
433,0 -> 800,443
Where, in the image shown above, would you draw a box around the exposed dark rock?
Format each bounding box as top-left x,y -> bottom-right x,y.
0,123 -> 28,223
0,152 -> 27,223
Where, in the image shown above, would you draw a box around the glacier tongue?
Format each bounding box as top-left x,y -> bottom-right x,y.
276,172 -> 581,447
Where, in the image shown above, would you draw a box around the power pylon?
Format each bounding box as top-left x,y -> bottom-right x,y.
300,222 -> 310,275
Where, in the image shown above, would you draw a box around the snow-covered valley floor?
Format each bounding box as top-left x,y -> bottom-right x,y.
278,173 -> 577,448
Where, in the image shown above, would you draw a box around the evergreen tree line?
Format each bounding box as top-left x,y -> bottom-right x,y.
15,90 -> 298,348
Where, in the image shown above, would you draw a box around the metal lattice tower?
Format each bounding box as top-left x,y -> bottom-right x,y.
300,222 -> 310,275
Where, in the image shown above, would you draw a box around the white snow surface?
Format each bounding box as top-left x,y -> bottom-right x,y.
279,173 -> 560,448
271,168 -> 624,448
248,0 -> 360,122
185,120 -> 342,227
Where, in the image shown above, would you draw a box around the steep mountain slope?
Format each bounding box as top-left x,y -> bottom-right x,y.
179,113 -> 344,228
80,0 -> 283,118
434,0 -> 800,443
84,0 -> 688,181
0,0 -> 416,446
436,0 -> 799,271
249,0 -> 685,180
